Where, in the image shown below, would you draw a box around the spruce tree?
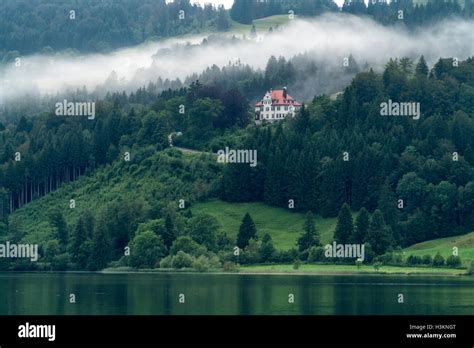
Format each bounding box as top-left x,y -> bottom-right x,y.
70,217 -> 89,269
237,213 -> 257,249
367,209 -> 393,255
334,203 -> 353,244
377,181 -> 401,245
298,211 -> 320,252
48,209 -> 68,249
250,24 -> 257,38
352,207 -> 369,244
415,55 -> 429,77
88,214 -> 111,271
164,214 -> 176,249
260,233 -> 276,262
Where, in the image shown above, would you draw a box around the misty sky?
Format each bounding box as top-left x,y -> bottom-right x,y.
1,12 -> 472,103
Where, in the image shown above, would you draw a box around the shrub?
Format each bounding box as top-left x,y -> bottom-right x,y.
433,252 -> 445,267
192,255 -> 210,272
406,255 -> 422,265
170,236 -> 203,256
421,254 -> 433,265
222,261 -> 239,272
159,255 -> 174,268
260,233 -> 276,262
241,239 -> 261,264
373,262 -> 382,271
469,261 -> 474,275
129,230 -> 166,268
293,259 -> 301,270
363,243 -> 375,263
171,251 -> 194,269
446,255 -> 462,268
52,253 -> 70,271
275,248 -> 298,263
379,252 -> 404,265
308,246 -> 325,262
299,249 -> 309,261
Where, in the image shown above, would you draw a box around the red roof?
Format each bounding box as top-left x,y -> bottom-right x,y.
255,90 -> 301,107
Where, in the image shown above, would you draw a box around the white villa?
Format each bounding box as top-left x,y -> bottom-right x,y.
255,88 -> 301,124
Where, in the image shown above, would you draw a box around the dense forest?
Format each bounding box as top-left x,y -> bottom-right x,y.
2,0 -> 473,63
0,0 -> 228,59
230,0 -> 474,25
220,57 -> 474,247
1,54 -> 473,271
0,0 -> 473,272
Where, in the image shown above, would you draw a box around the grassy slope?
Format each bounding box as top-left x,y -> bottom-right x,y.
192,199 -> 337,250
9,149 -> 217,246
413,0 -> 465,6
9,140 -> 474,269
227,15 -> 296,36
194,199 -> 474,268
403,232 -> 474,266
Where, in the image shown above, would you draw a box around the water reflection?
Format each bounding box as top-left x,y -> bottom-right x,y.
0,273 -> 473,315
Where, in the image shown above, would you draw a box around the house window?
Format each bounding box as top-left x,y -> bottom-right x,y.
285,106 -> 288,111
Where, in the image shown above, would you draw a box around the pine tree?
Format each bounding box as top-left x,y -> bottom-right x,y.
164,214 -> 176,249
298,211 -> 320,252
415,55 -> 429,77
333,203 -> 353,244
352,207 -> 369,243
250,24 -> 257,38
216,6 -> 230,31
88,214 -> 111,271
48,209 -> 68,249
230,0 -> 254,24
70,217 -> 90,269
377,181 -> 400,245
237,213 -> 257,249
367,209 -> 393,255
260,233 -> 276,262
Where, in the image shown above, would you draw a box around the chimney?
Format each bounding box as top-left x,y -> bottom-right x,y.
283,87 -> 287,99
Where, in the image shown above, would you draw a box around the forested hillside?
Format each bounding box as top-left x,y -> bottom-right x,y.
1,55 -> 473,271
0,0 -> 228,59
220,57 -> 474,248
230,0 -> 473,25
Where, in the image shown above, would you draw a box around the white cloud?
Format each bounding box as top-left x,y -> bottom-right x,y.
1,13 -> 472,103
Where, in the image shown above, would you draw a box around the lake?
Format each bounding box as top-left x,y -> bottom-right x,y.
1,272 -> 473,315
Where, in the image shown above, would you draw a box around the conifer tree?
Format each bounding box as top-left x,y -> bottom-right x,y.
48,209 -> 68,249
70,217 -> 90,269
260,233 -> 276,262
298,211 -> 320,252
377,181 -> 401,245
334,203 -> 353,244
351,207 -> 369,244
88,214 -> 111,271
415,55 -> 429,77
367,209 -> 393,255
237,213 -> 257,249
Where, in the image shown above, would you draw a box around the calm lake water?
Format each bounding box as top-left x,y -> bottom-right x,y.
1,272 -> 473,315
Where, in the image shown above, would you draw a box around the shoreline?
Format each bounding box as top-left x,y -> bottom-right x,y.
1,264 -> 469,277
